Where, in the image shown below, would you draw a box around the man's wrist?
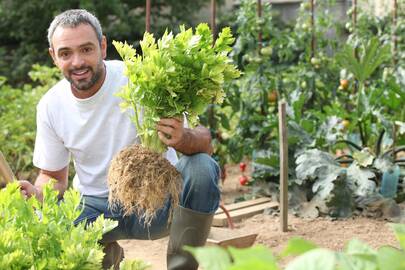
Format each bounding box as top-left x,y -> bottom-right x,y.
34,186 -> 43,201
173,129 -> 191,153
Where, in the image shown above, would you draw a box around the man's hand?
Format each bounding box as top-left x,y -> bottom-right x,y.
156,117 -> 213,155
19,180 -> 39,199
157,117 -> 185,148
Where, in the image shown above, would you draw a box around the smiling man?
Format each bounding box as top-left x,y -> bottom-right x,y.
50,23 -> 106,97
19,9 -> 220,270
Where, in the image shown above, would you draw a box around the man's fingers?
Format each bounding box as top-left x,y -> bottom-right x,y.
18,180 -> 35,199
157,125 -> 173,136
158,131 -> 171,145
20,189 -> 28,199
159,118 -> 182,127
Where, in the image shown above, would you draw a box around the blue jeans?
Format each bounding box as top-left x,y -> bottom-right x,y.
75,153 -> 220,243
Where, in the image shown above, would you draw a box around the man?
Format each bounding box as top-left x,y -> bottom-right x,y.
19,9 -> 220,270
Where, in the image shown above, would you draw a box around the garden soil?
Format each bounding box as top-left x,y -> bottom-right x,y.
119,163 -> 399,269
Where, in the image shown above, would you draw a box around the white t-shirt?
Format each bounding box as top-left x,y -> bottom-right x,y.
33,60 -> 178,197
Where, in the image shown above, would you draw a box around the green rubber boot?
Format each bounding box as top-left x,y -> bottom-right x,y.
167,206 -> 213,270
102,241 -> 124,270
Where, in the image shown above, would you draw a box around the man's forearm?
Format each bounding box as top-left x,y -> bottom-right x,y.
34,169 -> 68,201
174,126 -> 213,155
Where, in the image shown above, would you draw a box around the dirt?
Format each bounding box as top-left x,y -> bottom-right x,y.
119,163 -> 400,269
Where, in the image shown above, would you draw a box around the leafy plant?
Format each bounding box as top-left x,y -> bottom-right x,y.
0,182 -> 150,270
0,182 -> 115,269
336,37 -> 391,84
113,23 -> 240,153
187,223 -> 405,270
294,149 -> 377,217
0,0 -> 215,86
0,64 -> 61,179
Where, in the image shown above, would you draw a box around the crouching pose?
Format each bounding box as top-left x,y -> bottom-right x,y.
19,9 -> 220,270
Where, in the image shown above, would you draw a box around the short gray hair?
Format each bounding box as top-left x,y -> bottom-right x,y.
47,9 -> 103,47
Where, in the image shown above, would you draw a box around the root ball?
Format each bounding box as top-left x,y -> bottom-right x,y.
108,144 -> 182,225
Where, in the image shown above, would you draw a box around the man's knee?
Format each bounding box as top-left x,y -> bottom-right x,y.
176,153 -> 221,213
177,153 -> 220,186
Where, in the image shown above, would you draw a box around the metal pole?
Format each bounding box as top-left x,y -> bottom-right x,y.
145,0 -> 151,33
279,101 -> 288,232
257,0 -> 262,50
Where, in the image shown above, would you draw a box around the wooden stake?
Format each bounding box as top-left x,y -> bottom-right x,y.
208,0 -> 217,127
352,0 -> 359,93
310,0 -> 315,58
393,122 -> 397,160
145,0 -> 151,33
352,0 -> 357,28
278,101 -> 288,232
211,0 -> 217,41
0,151 -> 15,184
257,0 -> 262,50
392,0 -> 397,65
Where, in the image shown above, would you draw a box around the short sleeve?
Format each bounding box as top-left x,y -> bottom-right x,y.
33,104 -> 70,171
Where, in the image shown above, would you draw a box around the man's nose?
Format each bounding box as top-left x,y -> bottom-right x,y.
71,53 -> 85,68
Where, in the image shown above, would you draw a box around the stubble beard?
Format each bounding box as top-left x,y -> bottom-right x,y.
67,60 -> 104,91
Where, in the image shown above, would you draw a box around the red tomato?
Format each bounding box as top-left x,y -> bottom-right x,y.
239,162 -> 247,172
239,175 -> 249,186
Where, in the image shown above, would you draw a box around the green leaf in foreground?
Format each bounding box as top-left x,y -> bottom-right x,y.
118,259 -> 152,270
391,224 -> 405,250
0,182 -> 117,269
228,245 -> 279,269
377,246 -> 405,270
281,238 -> 318,257
185,246 -> 232,270
285,249 -> 336,270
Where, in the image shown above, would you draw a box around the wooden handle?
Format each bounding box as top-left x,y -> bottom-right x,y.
0,151 -> 15,184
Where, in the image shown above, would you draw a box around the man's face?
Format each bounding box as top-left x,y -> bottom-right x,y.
49,23 -> 107,92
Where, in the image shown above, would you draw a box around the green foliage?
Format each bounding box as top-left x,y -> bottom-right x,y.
336,37 -> 391,84
203,0 -> 404,210
188,223 -> 405,270
0,65 -> 61,178
0,0 -> 214,86
208,0 -> 343,175
114,24 -> 240,153
118,259 -> 151,270
185,245 -> 278,270
0,182 -> 149,270
295,149 -> 378,217
0,182 -> 116,269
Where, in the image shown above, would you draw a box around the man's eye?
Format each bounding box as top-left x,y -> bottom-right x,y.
83,47 -> 93,53
60,51 -> 70,58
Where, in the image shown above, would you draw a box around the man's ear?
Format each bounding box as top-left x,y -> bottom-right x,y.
101,36 -> 107,59
49,47 -> 57,65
